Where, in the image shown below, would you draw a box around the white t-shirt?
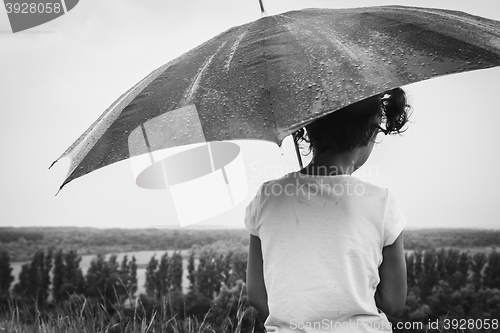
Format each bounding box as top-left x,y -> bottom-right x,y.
244,171 -> 406,333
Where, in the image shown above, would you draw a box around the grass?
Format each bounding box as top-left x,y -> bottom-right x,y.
0,292 -> 257,333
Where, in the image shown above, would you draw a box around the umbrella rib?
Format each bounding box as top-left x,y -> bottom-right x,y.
366,9 -> 500,56
140,124 -> 155,165
224,28 -> 248,72
257,16 -> 281,145
185,41 -> 228,105
258,0 -> 267,17
396,6 -> 500,39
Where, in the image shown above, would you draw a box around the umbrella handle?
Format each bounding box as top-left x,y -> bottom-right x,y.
293,132 -> 303,170
258,0 -> 267,17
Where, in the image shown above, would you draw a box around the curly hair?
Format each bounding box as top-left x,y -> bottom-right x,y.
294,88 -> 411,156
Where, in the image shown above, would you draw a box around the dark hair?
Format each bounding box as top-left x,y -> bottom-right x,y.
294,87 -> 410,155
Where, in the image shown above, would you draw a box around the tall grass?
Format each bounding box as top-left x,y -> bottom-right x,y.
0,293 -> 256,333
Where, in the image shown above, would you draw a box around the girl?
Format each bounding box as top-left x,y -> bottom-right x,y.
245,88 -> 410,332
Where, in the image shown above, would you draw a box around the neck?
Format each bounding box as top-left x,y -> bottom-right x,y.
301,148 -> 365,176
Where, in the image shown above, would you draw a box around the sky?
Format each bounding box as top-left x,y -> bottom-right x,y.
1,0 -> 500,230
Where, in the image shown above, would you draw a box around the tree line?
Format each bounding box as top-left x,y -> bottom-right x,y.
398,248 -> 500,327
2,249 -> 138,309
1,244 -> 500,332
0,227 -> 250,262
2,227 -> 500,262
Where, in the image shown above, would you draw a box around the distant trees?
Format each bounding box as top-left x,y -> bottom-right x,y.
471,252 -> 487,290
403,229 -> 500,251
181,242 -> 252,324
52,249 -> 85,302
139,243 -> 251,320
398,248 -> 500,328
187,241 -> 248,303
120,255 -> 138,297
168,252 -> 183,291
0,227 -> 251,262
484,250 -> 500,288
0,249 -> 13,301
3,227 -> 500,263
194,250 -> 225,299
13,249 -> 52,305
187,251 -> 196,290
85,253 -> 137,308
0,229 -> 43,243
145,252 -> 183,299
3,248 -> 138,311
144,254 -> 158,298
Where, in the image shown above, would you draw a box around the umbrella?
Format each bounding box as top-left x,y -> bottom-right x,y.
50,5 -> 500,191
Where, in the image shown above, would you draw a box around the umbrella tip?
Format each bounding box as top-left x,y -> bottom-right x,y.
48,160 -> 57,170
258,0 -> 267,17
54,184 -> 64,196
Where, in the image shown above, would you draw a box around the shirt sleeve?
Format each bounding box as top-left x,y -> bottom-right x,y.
244,182 -> 267,237
382,189 -> 407,246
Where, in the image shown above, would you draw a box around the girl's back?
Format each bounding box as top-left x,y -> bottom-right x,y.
245,171 -> 405,332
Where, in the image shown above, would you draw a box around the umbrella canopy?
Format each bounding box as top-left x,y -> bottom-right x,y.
51,5 -> 500,190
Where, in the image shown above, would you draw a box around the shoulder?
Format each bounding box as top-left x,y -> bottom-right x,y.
249,172 -> 298,201
260,171 -> 298,188
352,177 -> 389,199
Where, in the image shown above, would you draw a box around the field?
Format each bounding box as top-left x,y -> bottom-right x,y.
1,227 -> 500,333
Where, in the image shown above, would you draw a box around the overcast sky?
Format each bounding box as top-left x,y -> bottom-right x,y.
1,0 -> 500,230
